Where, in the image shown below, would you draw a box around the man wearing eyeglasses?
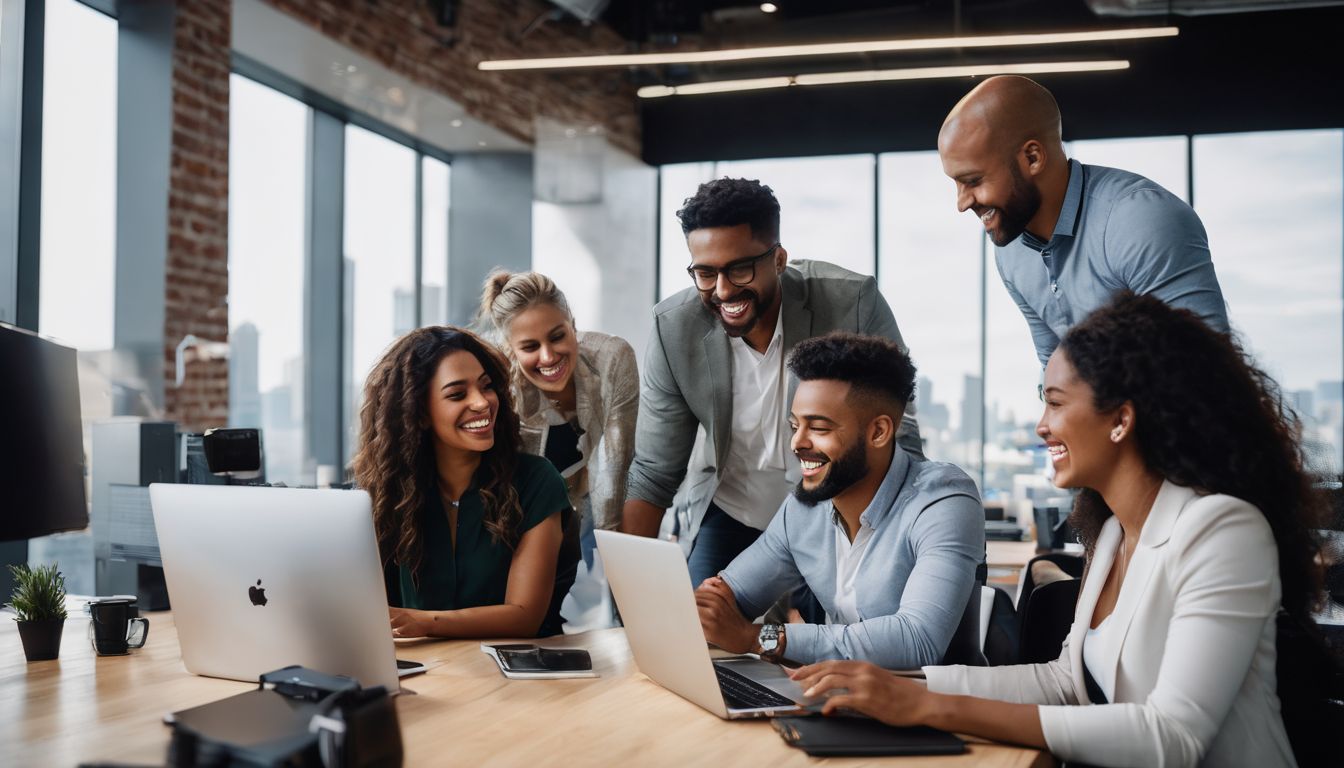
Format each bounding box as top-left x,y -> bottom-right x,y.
621,177 -> 924,588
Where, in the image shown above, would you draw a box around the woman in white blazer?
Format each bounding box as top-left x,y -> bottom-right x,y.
479,271 -> 639,630
792,292 -> 1326,767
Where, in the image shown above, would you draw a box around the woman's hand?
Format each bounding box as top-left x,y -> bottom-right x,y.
389,607 -> 437,638
790,660 -> 933,725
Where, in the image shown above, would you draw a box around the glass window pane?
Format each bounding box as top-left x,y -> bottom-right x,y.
1068,136 -> 1189,203
31,0 -> 117,593
878,152 -> 983,478
1195,130 -> 1344,473
658,162 -> 715,301
228,75 -> 310,485
716,155 -> 876,277
984,234 -> 1048,500
421,156 -> 450,327
344,125 -> 417,462
39,0 -> 115,351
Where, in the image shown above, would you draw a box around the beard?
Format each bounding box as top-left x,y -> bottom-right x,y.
701,287 -> 770,338
988,161 -> 1043,247
793,437 -> 870,506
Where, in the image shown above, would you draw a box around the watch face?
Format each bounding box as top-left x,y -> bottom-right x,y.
759,624 -> 781,651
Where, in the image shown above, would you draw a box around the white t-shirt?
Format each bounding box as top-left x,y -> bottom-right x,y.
829,512 -> 876,625
1083,614 -> 1117,702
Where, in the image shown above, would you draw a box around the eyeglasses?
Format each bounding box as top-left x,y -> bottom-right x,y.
686,243 -> 780,291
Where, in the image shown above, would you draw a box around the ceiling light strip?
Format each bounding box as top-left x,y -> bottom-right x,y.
479,27 -> 1175,71
637,60 -> 1131,98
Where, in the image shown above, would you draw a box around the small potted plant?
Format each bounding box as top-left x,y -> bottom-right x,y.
8,563 -> 68,661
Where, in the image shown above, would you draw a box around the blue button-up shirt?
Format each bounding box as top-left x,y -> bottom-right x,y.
720,449 -> 983,669
996,159 -> 1229,366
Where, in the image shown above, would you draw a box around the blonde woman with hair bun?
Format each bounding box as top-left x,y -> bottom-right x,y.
479,270 -> 639,630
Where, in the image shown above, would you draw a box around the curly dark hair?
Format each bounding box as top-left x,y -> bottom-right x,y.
352,326 -> 524,580
676,177 -> 781,243
1060,292 -> 1325,626
787,332 -> 917,414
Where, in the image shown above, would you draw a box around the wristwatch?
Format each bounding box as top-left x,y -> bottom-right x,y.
757,623 -> 785,662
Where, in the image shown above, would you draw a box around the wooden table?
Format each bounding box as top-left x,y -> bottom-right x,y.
1,612 -> 1054,767
986,540 -> 1040,571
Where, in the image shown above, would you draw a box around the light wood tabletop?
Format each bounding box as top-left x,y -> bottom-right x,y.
1,612 -> 1054,767
986,540 -> 1041,570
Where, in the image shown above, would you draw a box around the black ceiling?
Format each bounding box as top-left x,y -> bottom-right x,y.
543,1 -> 1344,164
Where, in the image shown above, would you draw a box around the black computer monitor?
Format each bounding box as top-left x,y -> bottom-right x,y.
0,324 -> 89,541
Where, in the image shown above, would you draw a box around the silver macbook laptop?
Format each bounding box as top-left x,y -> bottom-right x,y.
594,529 -> 817,719
149,484 -> 400,691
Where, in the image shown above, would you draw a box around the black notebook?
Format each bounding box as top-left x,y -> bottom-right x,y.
772,716 -> 966,757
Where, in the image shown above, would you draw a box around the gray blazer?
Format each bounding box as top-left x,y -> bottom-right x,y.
625,259 -> 923,549
516,331 -> 639,530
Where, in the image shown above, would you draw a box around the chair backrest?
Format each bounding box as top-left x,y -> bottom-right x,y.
1276,611 -> 1344,767
1018,578 -> 1081,664
940,562 -> 988,666
981,586 -> 1020,666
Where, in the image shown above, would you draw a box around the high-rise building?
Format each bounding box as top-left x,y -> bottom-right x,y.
915,376 -> 951,434
959,374 -> 984,445
394,287 -> 417,337
228,322 -> 262,429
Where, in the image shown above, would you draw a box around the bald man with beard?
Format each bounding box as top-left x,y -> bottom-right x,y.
938,76 -> 1229,366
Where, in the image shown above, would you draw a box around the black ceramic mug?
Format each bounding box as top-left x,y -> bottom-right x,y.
87,598 -> 149,655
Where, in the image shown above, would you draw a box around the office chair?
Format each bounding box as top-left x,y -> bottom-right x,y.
941,561 -> 988,667
1016,553 -> 1085,665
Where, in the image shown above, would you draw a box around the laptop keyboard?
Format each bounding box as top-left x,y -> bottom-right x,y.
714,664 -> 796,710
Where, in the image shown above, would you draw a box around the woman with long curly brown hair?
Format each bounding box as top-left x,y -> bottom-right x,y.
792,293 -> 1328,767
354,326 -> 578,639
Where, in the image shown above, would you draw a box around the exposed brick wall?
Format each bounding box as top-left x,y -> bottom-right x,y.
164,0 -> 232,432
162,0 -> 639,430
262,0 -> 641,155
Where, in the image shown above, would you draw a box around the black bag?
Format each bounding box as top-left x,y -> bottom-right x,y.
166,666 -> 403,767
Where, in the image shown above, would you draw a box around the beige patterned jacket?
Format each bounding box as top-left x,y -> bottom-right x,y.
515,331 -> 639,530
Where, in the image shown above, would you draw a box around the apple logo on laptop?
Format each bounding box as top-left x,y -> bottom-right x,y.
248,579 -> 268,607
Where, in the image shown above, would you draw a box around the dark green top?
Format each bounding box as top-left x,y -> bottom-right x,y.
395,454 -> 571,632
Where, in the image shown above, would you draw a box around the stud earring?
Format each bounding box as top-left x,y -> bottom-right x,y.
1111,428 -> 1123,442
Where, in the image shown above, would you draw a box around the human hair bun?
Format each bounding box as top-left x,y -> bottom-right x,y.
478,269 -> 516,325
477,270 -> 572,334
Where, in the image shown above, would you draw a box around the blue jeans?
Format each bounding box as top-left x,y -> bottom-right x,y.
687,502 -> 763,588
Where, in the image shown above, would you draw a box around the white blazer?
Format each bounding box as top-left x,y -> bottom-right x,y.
925,481 -> 1297,767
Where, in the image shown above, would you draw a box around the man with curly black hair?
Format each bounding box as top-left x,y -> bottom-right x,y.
694,333 -> 983,668
621,176 -> 924,589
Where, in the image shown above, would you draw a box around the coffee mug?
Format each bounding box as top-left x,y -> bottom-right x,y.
87,598 -> 149,655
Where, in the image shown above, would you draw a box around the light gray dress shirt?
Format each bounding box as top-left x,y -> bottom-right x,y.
720,449 -> 984,669
996,159 -> 1230,366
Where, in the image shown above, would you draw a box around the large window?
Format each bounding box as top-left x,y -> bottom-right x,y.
343,125 -> 418,461
29,0 -> 118,592
1195,130 -> 1344,473
1069,136 -> 1189,202
421,156 -> 451,327
228,75 -> 310,485
877,151 -> 982,474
